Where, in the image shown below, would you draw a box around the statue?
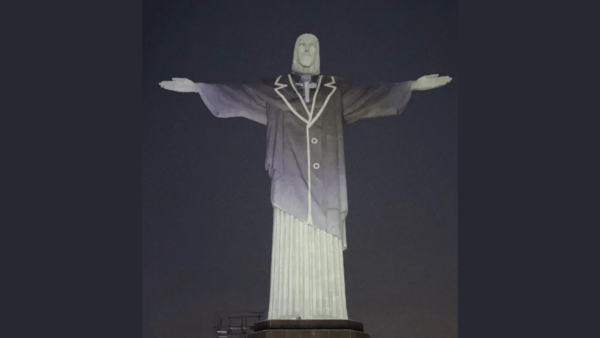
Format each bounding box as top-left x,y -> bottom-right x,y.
159,33 -> 451,321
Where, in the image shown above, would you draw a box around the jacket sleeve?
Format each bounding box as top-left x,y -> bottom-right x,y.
341,80 -> 413,124
195,82 -> 269,125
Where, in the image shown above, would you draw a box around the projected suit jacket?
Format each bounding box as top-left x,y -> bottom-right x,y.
196,73 -> 412,250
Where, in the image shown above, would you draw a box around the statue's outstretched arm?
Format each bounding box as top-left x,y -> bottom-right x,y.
410,74 -> 452,91
160,77 -> 268,125
159,78 -> 198,92
341,73 -> 451,124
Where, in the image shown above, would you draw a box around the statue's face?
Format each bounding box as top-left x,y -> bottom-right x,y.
296,37 -> 318,67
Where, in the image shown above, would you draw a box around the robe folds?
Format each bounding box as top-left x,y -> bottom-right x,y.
196,74 -> 412,250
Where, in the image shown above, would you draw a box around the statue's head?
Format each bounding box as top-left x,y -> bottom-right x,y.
292,33 -> 320,75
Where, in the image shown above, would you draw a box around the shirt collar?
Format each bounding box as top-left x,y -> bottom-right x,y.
290,73 -> 320,83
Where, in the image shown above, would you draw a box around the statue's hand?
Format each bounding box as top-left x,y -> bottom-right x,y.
159,78 -> 197,92
411,74 -> 452,91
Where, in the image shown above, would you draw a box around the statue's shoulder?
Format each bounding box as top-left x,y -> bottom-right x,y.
327,75 -> 348,85
254,75 -> 348,87
255,76 -> 286,88
315,75 -> 345,81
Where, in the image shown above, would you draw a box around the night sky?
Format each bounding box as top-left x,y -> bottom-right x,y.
143,0 -> 457,337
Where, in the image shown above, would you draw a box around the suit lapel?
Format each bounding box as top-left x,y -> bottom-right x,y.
307,76 -> 337,128
274,75 -> 309,124
273,75 -> 337,126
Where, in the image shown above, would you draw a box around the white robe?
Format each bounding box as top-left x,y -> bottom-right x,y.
268,207 -> 348,319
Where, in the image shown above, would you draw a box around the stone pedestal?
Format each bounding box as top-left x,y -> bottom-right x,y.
250,320 -> 370,338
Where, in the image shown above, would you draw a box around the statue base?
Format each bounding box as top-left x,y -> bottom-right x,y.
250,320 -> 370,338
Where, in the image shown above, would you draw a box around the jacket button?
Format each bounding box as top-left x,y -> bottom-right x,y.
311,138 -> 318,144
313,163 -> 320,169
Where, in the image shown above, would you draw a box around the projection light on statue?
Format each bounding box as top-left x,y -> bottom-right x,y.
159,33 -> 451,322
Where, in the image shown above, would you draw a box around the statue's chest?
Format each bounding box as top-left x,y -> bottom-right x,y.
280,87 -> 332,110
271,75 -> 338,124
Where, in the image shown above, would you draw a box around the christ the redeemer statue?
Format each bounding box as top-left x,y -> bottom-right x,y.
160,33 -> 451,320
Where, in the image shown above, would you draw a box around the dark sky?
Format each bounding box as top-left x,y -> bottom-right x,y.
143,0 -> 457,337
